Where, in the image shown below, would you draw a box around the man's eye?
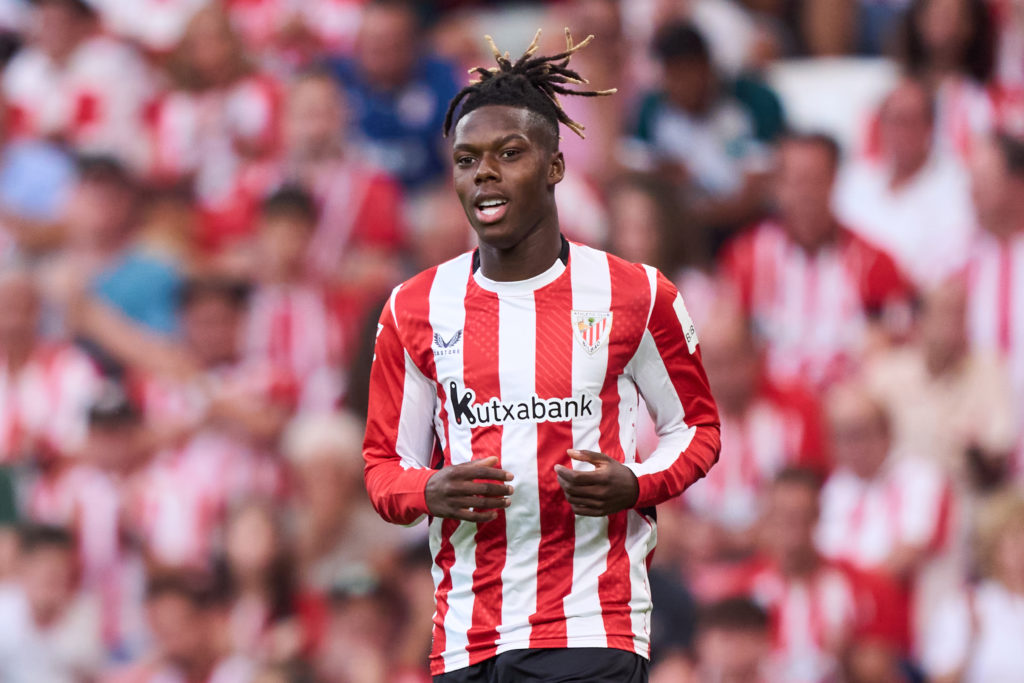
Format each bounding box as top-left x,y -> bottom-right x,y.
456,156 -> 475,167
501,149 -> 522,159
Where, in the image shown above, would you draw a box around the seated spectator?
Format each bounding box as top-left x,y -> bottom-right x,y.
42,155 -> 183,339
0,524 -> 104,682
327,0 -> 458,191
689,597 -> 772,683
683,300 -> 826,544
238,69 -> 405,303
107,569 -> 255,683
404,183 -> 474,272
282,411 -> 411,592
0,264 -> 101,464
150,4 -> 281,254
721,133 -> 913,388
242,188 -> 345,410
746,468 -> 892,683
219,499 -> 322,664
816,380 -> 959,655
963,133 -> 1024,413
866,279 -> 1016,491
226,0 -> 367,67
924,491 -> 1024,683
892,0 -> 997,161
1,0 -> 153,170
836,79 -> 975,288
631,21 -> 769,244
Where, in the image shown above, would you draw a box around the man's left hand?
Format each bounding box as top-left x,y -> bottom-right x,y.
554,450 -> 640,517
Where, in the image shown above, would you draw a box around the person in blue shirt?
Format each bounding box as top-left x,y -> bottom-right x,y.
327,0 -> 458,191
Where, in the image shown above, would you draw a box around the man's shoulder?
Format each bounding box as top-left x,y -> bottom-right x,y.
388,251 -> 475,319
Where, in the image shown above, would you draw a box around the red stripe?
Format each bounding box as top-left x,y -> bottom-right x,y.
529,276 -> 575,647
998,244 -> 1013,352
598,258 -> 639,651
463,282 -> 506,663
430,517 -> 459,673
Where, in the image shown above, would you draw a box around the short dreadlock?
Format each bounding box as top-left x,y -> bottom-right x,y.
443,28 -> 616,143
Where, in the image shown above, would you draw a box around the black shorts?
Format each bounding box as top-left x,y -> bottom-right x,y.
432,647 -> 649,683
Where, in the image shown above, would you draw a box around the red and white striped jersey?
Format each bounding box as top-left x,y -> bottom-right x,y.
816,457 -> 954,573
95,0 -> 208,53
363,242 -> 721,675
0,343 -> 102,463
2,36 -> 154,170
965,229 -> 1024,404
244,283 -> 345,409
744,559 -> 874,683
722,221 -> 912,388
226,0 -> 367,56
684,380 -> 826,530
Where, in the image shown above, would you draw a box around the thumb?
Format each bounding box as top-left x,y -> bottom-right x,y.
474,456 -> 499,467
567,449 -> 612,467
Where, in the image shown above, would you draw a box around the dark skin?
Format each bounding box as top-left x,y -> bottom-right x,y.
424,104 -> 639,522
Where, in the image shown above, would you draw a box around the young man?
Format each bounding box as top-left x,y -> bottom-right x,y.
362,31 -> 721,682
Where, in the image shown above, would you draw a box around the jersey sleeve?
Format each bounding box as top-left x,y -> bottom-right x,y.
362,293 -> 438,526
624,269 -> 721,508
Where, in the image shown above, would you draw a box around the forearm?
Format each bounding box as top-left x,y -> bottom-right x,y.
625,423 -> 720,508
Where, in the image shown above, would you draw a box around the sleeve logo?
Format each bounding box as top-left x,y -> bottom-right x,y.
571,310 -> 613,355
672,294 -> 698,354
432,329 -> 463,356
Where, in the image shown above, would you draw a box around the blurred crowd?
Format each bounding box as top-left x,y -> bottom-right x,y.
0,0 -> 1023,682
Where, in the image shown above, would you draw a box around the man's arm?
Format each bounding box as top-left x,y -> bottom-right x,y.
362,296 -> 439,525
624,269 -> 721,508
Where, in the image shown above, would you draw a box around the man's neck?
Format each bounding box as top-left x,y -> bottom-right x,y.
476,220 -> 563,282
889,155 -> 929,192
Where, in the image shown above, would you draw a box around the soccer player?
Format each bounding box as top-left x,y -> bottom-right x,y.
362,30 -> 721,683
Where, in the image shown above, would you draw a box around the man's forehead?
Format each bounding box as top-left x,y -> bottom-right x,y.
453,105 -> 552,146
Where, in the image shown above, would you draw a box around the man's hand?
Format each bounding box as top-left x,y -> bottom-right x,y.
425,456 -> 514,523
554,450 -> 640,517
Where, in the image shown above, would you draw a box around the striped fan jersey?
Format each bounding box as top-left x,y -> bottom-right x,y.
363,239 -> 721,675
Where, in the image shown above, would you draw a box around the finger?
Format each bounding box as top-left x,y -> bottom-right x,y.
570,504 -> 606,517
555,466 -> 605,488
458,482 -> 514,498
567,449 -> 613,467
565,493 -> 605,508
448,496 -> 511,510
460,464 -> 515,482
449,508 -> 500,523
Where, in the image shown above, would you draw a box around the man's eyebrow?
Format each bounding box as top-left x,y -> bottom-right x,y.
453,133 -> 531,152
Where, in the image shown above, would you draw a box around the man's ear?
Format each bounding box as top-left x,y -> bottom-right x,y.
548,150 -> 565,186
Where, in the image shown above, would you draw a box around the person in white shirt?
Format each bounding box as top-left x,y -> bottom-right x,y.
835,78 -> 975,289
924,491 -> 1024,683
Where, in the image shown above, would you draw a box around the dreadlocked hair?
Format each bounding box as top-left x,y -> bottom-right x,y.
443,28 -> 616,141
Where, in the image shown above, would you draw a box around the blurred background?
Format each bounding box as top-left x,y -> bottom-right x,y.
0,0 -> 1023,681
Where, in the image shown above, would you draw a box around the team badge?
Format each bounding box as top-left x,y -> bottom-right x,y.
571,310 -> 613,355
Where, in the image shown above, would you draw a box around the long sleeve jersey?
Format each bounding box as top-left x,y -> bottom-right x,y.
363,240 -> 720,675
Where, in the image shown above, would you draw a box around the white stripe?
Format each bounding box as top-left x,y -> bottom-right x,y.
625,510 -> 655,655
496,291 -> 540,647
394,351 -> 436,471
564,244 -> 611,645
425,255 -> 476,671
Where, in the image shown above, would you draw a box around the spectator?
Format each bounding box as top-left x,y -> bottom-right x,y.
1,0 -> 154,170
107,569 -> 255,683
42,155 -> 183,339
0,264 -> 101,464
242,187 -> 345,411
866,279 -> 1016,491
963,133 -> 1024,414
151,4 -> 281,254
220,500 -> 319,664
327,0 -> 458,191
746,468 -> 890,683
894,0 -> 997,160
239,69 -> 405,301
835,79 -> 975,289
96,0 -> 207,56
816,380 -> 958,655
226,0 -> 368,68
721,132 -> 913,388
282,411 -> 410,592
0,524 -> 104,682
690,597 -> 772,683
632,21 -> 769,244
683,299 -> 826,544
924,491 -> 1024,682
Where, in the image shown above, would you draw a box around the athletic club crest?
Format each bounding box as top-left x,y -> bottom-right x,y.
572,310 -> 613,355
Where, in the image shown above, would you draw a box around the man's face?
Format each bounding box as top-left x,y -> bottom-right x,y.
663,57 -> 713,114
65,178 -> 134,248
284,78 -> 347,159
452,105 -> 564,251
775,141 -> 836,248
20,547 -> 76,624
181,296 -> 241,366
919,280 -> 967,364
355,5 -> 417,89
970,139 -> 1016,234
31,1 -> 89,61
827,390 -> 890,479
258,215 -> 312,280
699,314 -> 758,414
698,627 -> 770,682
879,84 -> 933,174
147,594 -> 207,665
762,482 -> 818,565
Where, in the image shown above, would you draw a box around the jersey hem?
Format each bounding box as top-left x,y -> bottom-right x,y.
430,637 -> 649,675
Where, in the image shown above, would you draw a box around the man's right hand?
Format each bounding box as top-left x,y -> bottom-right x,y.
425,456 -> 514,523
